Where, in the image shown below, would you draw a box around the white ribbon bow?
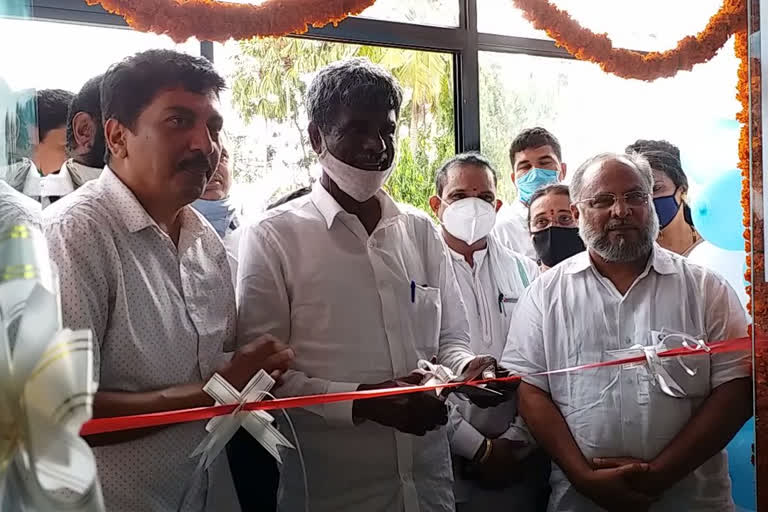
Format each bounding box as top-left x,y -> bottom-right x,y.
0,224 -> 103,511
610,332 -> 711,399
191,370 -> 294,469
413,360 -> 457,396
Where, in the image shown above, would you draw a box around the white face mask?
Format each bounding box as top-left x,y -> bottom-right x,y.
318,139 -> 395,202
442,197 -> 497,245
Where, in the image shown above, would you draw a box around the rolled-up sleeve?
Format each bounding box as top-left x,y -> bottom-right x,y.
236,222 -> 360,426
501,282 -> 548,392
702,273 -> 751,389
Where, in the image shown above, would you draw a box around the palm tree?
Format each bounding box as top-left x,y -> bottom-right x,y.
232,38 -> 357,176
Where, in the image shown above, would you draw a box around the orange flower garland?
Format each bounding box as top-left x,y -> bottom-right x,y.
736,27 -> 766,329
737,20 -> 768,507
735,30 -> 752,316
511,0 -> 746,81
85,0 -> 377,43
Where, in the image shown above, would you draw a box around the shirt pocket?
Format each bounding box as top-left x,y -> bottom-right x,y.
406,282 -> 442,359
497,290 -> 520,317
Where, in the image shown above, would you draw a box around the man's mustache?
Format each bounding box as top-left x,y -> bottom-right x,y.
605,220 -> 637,230
177,152 -> 212,174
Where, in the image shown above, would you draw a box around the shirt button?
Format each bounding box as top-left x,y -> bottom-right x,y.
368,240 -> 376,248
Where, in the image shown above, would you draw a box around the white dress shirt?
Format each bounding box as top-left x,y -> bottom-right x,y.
19,158 -> 101,208
502,246 -> 750,512
236,183 -> 475,512
43,168 -> 240,512
493,200 -> 536,259
445,234 -> 544,510
222,226 -> 241,289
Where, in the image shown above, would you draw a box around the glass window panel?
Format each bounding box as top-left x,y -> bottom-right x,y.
478,0 -> 725,52
0,18 -> 200,91
356,0 -> 459,28
214,38 -> 455,219
479,41 -> 740,204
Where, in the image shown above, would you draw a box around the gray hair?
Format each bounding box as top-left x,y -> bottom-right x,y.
307,58 -> 403,131
572,152 -> 659,263
570,152 -> 654,203
434,152 -> 498,196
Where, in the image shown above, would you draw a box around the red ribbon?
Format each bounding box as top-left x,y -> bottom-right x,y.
80,336 -> 753,436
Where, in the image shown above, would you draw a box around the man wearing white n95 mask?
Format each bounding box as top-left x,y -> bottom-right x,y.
237,58 -> 501,512
429,153 -> 548,511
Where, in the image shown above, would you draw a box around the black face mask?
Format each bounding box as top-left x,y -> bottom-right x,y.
532,226 -> 586,268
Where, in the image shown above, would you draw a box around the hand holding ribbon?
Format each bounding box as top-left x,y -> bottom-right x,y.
0,224 -> 103,511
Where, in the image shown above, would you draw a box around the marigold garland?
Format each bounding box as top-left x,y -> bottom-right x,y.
737,22 -> 768,508
85,0 -> 377,43
512,0 -> 746,81
735,30 -> 753,316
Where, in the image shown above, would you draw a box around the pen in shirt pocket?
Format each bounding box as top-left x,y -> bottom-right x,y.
497,290 -> 518,315
410,281 -> 430,303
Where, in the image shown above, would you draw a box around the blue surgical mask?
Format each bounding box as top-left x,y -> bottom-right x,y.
192,197 -> 237,238
653,194 -> 680,229
517,168 -> 559,205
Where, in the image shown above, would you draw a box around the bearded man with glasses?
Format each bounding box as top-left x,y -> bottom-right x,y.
501,152 -> 751,512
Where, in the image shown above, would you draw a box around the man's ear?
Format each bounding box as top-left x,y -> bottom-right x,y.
495,198 -> 503,212
558,162 -> 567,181
104,118 -> 128,160
428,195 -> 442,220
72,112 -> 96,153
510,171 -> 516,184
570,202 -> 580,222
308,122 -> 323,154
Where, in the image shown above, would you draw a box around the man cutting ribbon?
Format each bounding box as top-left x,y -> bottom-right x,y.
502,152 -> 752,512
236,58 -> 509,512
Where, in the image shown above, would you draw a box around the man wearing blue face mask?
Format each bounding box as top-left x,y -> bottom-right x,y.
192,143 -> 239,238
494,127 -> 567,259
192,142 -> 240,282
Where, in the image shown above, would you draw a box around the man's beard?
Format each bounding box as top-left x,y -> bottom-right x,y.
79,132 -> 107,169
579,207 -> 660,263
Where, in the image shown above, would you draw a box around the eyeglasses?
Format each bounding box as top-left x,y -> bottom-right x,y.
576,191 -> 649,210
531,213 -> 576,231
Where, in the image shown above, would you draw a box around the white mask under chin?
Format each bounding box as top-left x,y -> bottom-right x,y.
318,145 -> 395,202
442,197 -> 497,245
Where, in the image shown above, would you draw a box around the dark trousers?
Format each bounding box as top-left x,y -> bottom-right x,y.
227,428 -> 279,511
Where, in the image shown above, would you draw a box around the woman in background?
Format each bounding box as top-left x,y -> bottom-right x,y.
627,139 -> 749,309
526,183 -> 585,271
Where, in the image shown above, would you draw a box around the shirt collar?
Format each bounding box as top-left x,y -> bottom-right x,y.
511,199 -> 529,218
564,243 -> 677,276
448,244 -> 488,267
101,167 -> 209,243
310,181 -> 401,230
100,167 -> 160,233
41,163 -> 75,196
